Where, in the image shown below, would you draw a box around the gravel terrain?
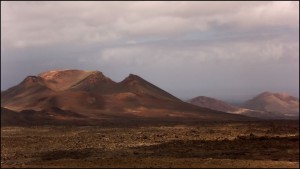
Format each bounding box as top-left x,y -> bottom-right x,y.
1,120 -> 299,168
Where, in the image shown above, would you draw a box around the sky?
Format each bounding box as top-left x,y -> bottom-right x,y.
1,1 -> 299,102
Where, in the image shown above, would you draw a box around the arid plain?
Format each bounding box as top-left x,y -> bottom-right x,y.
1,120 -> 299,168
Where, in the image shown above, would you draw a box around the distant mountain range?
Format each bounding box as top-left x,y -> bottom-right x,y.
1,69 -> 252,126
188,92 -> 299,119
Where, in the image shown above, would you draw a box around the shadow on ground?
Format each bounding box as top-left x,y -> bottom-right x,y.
35,135 -> 298,163
131,135 -> 299,161
38,148 -> 97,161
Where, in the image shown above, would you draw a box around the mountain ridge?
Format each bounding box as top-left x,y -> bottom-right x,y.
1,69 -> 254,126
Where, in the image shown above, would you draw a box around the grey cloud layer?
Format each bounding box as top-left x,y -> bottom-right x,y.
2,1 -> 298,48
1,1 -> 299,101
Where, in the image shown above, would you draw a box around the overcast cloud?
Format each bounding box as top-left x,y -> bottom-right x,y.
1,1 -> 299,102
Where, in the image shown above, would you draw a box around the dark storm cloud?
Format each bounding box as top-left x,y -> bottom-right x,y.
1,1 -> 299,101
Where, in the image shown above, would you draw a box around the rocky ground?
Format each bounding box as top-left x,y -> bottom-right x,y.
1,120 -> 299,168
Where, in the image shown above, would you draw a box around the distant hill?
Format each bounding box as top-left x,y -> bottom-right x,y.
188,94 -> 298,119
243,92 -> 299,118
1,69 -> 253,126
187,96 -> 240,113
